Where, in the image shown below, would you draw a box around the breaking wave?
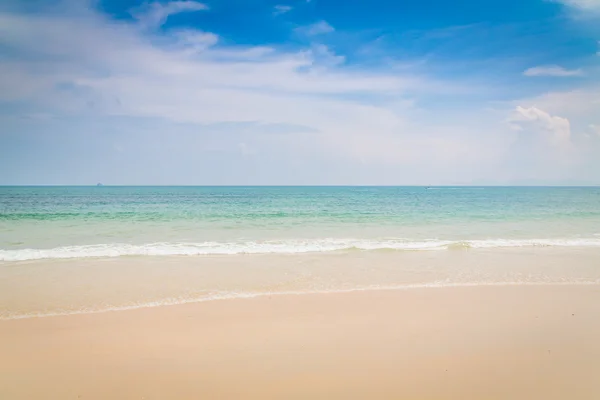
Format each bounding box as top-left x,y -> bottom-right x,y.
2,237 -> 600,261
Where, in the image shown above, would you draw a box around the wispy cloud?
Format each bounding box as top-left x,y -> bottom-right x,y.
1,0 -> 599,184
131,1 -> 208,28
0,4 -> 425,141
0,2 -> 504,184
298,20 -> 335,36
273,5 -> 292,15
556,0 -> 600,10
523,65 -> 583,77
172,28 -> 219,50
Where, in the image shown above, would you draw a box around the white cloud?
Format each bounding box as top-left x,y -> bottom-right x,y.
511,87 -> 600,180
0,9 -> 429,114
1,1 -> 599,184
171,29 -> 218,51
131,1 -> 208,29
298,20 -> 335,36
502,106 -> 581,181
510,106 -> 572,146
273,5 -> 292,15
0,4 -> 441,166
308,44 -> 346,66
557,0 -> 600,10
523,65 -> 583,77
515,87 -> 600,120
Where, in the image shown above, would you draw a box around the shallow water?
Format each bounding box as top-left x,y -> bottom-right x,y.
1,186 -> 599,318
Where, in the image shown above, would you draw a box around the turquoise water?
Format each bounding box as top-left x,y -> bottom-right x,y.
2,186 -> 600,318
2,186 -> 600,260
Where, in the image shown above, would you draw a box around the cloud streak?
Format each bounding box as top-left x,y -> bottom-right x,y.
273,5 -> 292,15
298,20 -> 335,36
131,1 -> 208,28
523,65 -> 583,77
557,0 -> 600,10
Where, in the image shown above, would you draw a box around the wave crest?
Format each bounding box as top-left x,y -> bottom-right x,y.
2,238 -> 600,261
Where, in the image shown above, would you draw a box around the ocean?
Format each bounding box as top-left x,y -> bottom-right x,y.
1,186 -> 600,318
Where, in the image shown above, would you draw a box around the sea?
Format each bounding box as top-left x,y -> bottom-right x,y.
1,186 -> 600,319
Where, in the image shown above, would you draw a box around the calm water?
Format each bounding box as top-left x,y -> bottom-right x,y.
2,186 -> 600,259
1,186 -> 600,318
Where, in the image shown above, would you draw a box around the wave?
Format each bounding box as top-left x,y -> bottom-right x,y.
2,237 -> 600,261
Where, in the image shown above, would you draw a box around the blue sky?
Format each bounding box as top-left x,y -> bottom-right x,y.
1,0 -> 599,185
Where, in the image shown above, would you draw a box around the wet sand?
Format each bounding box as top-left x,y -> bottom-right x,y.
1,285 -> 600,399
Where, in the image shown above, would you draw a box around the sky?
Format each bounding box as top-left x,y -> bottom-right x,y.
0,0 -> 599,185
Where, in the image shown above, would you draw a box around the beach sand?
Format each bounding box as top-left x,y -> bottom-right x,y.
1,285 -> 600,399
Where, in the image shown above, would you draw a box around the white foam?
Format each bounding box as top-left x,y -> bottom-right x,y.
1,237 -> 600,262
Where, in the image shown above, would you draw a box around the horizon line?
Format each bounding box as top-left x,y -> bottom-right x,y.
1,184 -> 599,188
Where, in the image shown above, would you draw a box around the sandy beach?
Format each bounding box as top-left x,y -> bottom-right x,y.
2,285 -> 600,399
4,0 -> 600,395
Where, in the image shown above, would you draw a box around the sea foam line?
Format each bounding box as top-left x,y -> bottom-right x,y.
2,280 -> 599,320
2,238 -> 600,262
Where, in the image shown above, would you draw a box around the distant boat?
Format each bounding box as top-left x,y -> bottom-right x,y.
96,183 -> 103,186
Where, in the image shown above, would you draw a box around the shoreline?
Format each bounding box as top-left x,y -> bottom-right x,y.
2,285 -> 600,399
2,281 -> 600,321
